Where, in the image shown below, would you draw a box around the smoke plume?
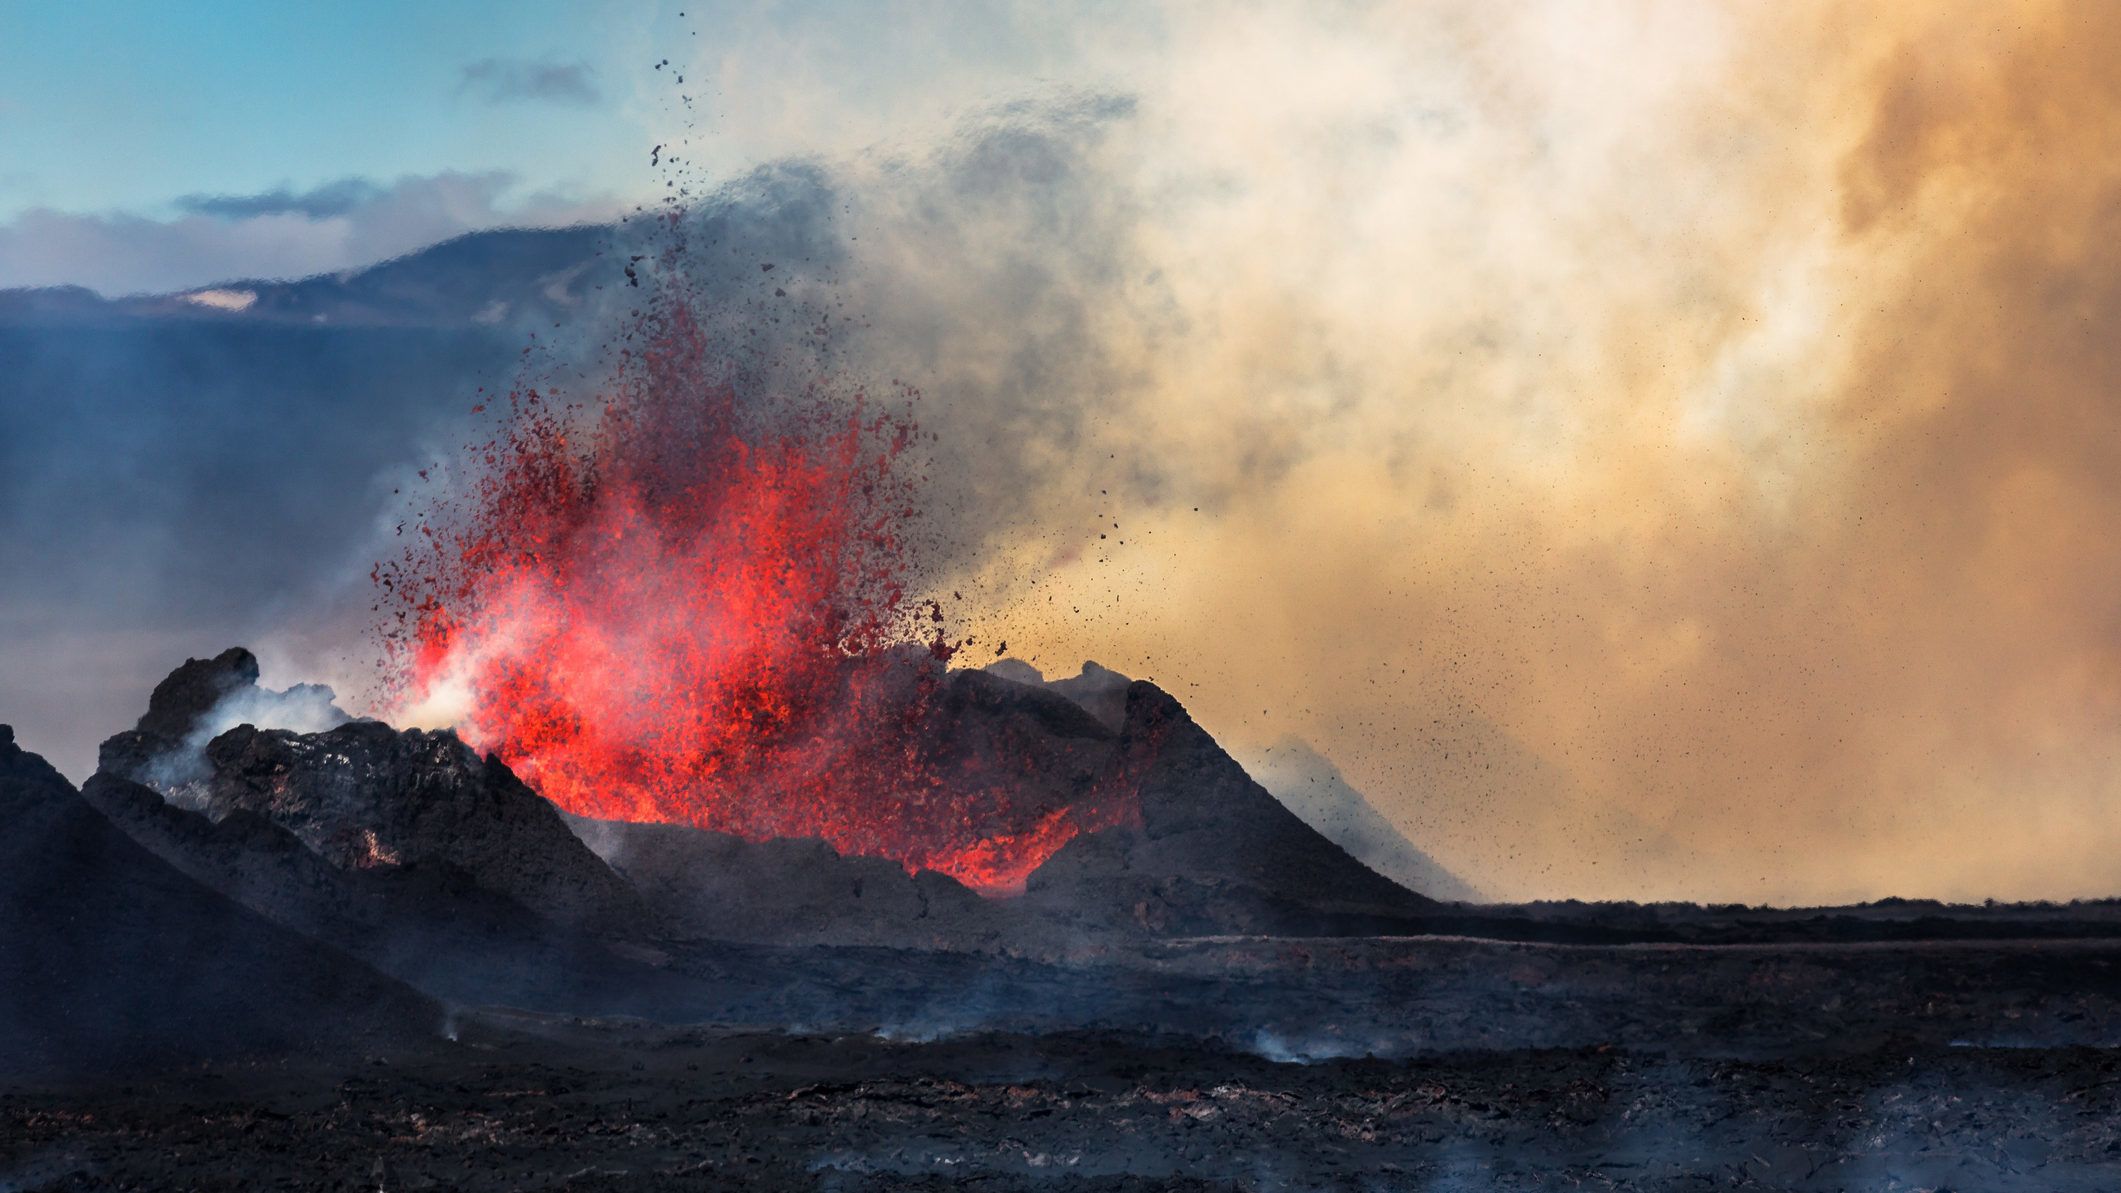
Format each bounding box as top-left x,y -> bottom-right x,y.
704,1 -> 2121,901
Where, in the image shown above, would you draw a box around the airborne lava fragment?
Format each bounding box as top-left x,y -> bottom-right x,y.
377,289 -> 1133,891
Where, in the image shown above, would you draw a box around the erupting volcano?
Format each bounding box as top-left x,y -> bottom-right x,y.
375,282 -> 1135,893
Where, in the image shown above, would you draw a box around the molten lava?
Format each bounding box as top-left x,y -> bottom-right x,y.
376,293 -> 1133,892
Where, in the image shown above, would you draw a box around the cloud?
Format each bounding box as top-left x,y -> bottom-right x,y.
0,171 -> 618,294
458,57 -> 601,107
174,178 -> 386,221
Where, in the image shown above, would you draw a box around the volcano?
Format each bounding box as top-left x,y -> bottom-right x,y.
83,647 -> 1436,957
372,289 -> 1147,893
96,648 -> 643,935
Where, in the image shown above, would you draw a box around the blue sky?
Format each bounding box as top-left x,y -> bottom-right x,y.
0,0 -> 657,222
0,0 -> 1127,293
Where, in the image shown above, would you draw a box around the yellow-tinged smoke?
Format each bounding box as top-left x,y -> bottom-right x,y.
916,1 -> 2121,902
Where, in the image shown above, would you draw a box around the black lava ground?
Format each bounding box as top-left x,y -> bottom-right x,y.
10,936 -> 2121,1192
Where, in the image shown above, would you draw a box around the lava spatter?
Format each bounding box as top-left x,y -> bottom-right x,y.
375,287 -> 1133,892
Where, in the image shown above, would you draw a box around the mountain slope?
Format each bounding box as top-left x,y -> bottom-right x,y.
1247,737 -> 1481,902
1022,678 -> 1441,935
0,724 -> 437,1081
96,649 -> 647,937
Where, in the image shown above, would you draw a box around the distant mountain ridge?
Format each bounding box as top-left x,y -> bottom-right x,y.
0,225 -> 613,329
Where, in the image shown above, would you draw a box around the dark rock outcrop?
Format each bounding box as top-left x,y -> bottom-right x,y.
95,646 -> 261,783
566,815 -> 1003,948
97,646 -> 351,793
191,721 -> 646,935
0,724 -> 436,1080
1248,736 -> 1481,903
75,767 -> 647,1010
1023,682 -> 1439,935
1043,660 -> 1132,731
987,657 -> 1447,925
78,651 -> 667,1016
914,666 -> 1131,839
93,651 -> 644,937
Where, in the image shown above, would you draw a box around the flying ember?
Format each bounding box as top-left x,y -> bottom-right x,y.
375,285 -> 1133,892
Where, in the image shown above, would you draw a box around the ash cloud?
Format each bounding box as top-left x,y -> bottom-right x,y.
732,1 -> 2121,903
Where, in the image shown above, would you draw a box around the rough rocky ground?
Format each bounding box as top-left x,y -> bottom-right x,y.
10,932 -> 2121,1191
6,1020 -> 2118,1191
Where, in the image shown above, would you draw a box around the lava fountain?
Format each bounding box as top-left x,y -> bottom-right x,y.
375,284 -> 1133,892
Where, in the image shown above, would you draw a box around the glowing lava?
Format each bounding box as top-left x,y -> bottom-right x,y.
376,291 -> 1131,892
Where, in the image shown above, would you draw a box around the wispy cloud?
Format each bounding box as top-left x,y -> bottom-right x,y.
458,57 -> 601,107
175,178 -> 386,221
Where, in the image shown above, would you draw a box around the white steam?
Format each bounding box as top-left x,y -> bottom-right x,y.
142,681 -> 352,804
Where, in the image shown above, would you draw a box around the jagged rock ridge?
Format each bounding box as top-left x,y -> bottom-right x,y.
95,648 -> 643,937
79,649 -> 1443,982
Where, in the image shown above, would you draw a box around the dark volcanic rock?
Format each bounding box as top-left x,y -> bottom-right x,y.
133,646 -> 261,742
1024,682 -> 1438,934
75,769 -> 651,1010
919,666 -> 1130,831
0,724 -> 436,1080
194,720 -> 646,934
79,770 -> 370,934
1249,736 -> 1481,902
96,645 -> 352,794
94,650 -> 643,936
77,653 -> 688,1011
16,957 -> 2121,1189
95,646 -> 260,782
567,814 -> 1004,948
1044,659 -> 1133,731
977,658 -> 1443,932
